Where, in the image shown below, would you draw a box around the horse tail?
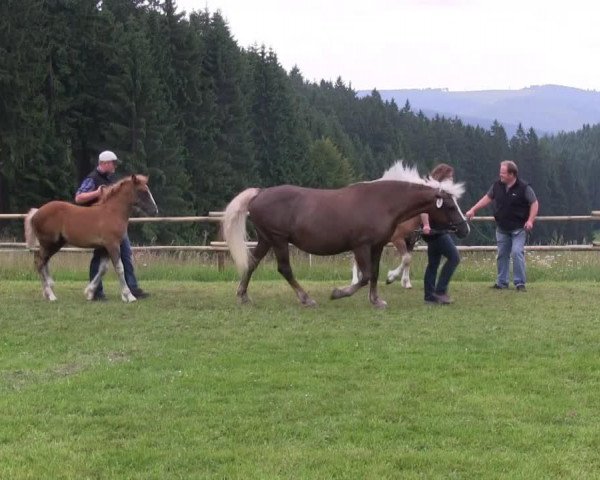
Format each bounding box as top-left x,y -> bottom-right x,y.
222,188 -> 261,275
24,208 -> 39,249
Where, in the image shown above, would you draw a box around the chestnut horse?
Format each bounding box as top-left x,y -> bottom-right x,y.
222,162 -> 470,308
24,175 -> 158,302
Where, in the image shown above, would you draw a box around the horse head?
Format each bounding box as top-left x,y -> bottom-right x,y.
428,189 -> 470,238
131,175 -> 158,216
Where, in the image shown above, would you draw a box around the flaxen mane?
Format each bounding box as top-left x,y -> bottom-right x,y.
377,161 -> 465,198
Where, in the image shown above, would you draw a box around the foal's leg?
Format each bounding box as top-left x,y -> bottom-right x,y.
35,241 -> 64,301
107,245 -> 136,303
386,239 -> 408,285
331,246 -> 371,300
237,238 -> 271,304
399,253 -> 413,288
84,254 -> 110,300
351,259 -> 362,285
368,245 -> 387,308
272,241 -> 316,307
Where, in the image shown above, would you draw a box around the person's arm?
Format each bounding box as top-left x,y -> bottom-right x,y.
74,177 -> 104,205
420,213 -> 431,234
524,200 -> 539,231
466,194 -> 493,220
74,188 -> 104,205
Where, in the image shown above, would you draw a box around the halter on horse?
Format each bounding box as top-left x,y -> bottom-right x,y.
222,162 -> 469,308
24,175 -> 158,302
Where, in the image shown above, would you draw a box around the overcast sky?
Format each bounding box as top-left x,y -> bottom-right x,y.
177,0 -> 600,92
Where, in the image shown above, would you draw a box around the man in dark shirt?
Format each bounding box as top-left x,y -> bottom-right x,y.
75,150 -> 149,301
466,160 -> 539,291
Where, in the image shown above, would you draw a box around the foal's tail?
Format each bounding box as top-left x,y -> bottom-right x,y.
222,188 -> 261,275
24,208 -> 39,249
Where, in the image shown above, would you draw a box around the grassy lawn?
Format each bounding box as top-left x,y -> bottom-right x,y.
1,252 -> 600,478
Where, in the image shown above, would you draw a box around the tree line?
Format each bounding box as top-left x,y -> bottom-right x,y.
1,0 -> 599,245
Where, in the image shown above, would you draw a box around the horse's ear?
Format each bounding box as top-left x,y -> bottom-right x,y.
131,174 -> 139,184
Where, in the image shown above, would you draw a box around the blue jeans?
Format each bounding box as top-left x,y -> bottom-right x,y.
90,235 -> 138,297
496,228 -> 526,287
423,234 -> 460,301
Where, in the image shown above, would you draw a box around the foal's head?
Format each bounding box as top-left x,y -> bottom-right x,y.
101,175 -> 158,216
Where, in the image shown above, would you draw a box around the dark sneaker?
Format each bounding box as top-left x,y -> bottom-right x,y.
92,293 -> 107,301
433,293 -> 453,304
130,288 -> 150,299
491,284 -> 507,290
516,284 -> 527,292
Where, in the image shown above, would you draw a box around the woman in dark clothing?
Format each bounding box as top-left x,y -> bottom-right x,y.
422,164 -> 462,305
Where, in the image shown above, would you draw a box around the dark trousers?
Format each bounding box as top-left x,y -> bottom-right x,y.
423,233 -> 460,301
90,235 -> 138,297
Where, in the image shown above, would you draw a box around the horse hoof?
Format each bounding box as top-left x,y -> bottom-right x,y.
385,278 -> 395,285
44,290 -> 57,301
302,298 -> 317,307
122,293 -> 137,303
330,288 -> 344,300
84,288 -> 95,301
238,295 -> 251,305
372,299 -> 388,309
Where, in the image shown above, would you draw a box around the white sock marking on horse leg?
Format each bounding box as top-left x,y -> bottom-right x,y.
387,265 -> 401,283
115,259 -> 136,303
85,257 -> 110,300
400,254 -> 412,288
40,267 -> 57,301
351,261 -> 362,285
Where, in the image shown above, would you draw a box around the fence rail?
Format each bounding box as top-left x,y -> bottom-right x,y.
2,212 -> 600,254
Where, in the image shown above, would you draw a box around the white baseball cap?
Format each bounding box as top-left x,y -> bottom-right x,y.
98,150 -> 118,162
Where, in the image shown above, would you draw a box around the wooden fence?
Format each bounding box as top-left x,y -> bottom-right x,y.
2,212 -> 600,253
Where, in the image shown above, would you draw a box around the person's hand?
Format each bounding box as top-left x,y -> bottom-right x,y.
465,208 -> 475,220
95,185 -> 106,199
524,220 -> 534,231
422,225 -> 431,235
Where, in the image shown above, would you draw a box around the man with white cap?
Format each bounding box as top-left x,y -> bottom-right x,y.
75,150 -> 150,301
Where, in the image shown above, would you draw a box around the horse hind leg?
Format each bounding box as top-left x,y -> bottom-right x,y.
385,264 -> 402,285
386,239 -> 408,285
272,241 -> 316,307
399,253 -> 413,288
351,259 -> 362,285
237,237 -> 271,304
84,256 -> 110,300
34,239 -> 65,301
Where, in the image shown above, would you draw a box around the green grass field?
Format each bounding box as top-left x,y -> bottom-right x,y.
1,251 -> 600,478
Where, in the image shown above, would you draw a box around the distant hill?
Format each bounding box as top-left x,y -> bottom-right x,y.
358,85 -> 600,136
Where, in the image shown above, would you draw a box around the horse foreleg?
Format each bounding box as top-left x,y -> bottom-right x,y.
108,247 -> 136,303
84,256 -> 110,300
273,242 -> 316,307
368,246 -> 387,309
237,238 -> 271,304
331,247 -> 370,300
